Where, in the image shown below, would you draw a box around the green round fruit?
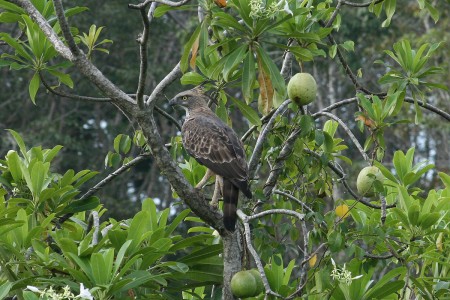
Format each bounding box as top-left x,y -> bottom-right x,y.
231,270 -> 257,298
356,166 -> 384,197
249,269 -> 264,296
287,72 -> 317,106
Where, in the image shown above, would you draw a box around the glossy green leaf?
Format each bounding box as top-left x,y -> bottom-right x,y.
28,72 -> 40,104
229,96 -> 261,126
61,196 -> 100,214
242,51 -> 256,102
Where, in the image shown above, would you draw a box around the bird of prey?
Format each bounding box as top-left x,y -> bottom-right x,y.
169,88 -> 252,231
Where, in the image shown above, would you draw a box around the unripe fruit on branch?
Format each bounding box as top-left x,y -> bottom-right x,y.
356,166 -> 384,197
287,73 -> 317,106
231,270 -> 257,298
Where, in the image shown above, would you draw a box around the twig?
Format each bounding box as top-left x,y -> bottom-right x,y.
364,244 -> 407,259
273,189 -> 320,218
154,105 -> 182,130
263,127 -> 302,198
248,99 -> 291,178
237,210 -> 285,299
404,97 -> 450,121
341,0 -> 385,7
247,209 -> 305,222
315,97 -> 358,113
326,0 -> 343,27
89,211 -> 100,246
39,72 -> 112,102
135,5 -> 151,109
128,0 -> 191,9
315,96 -> 450,122
303,148 -> 396,209
52,0 -> 81,56
314,111 -> 370,162
147,2 -> 158,21
241,108 -> 279,142
146,62 -> 182,108
57,154 -> 151,224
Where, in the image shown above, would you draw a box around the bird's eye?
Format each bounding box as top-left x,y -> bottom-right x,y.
182,96 -> 188,100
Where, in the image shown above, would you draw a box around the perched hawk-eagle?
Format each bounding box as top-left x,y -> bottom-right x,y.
169,88 -> 252,231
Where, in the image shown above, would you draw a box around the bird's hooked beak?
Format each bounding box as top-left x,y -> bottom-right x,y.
168,97 -> 178,107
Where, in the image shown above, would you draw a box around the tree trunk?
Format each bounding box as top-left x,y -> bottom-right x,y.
222,230 -> 242,300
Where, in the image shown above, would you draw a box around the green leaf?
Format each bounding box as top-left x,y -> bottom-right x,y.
180,24 -> 202,73
229,96 -> 262,126
223,44 -> 247,81
113,240 -> 132,275
127,210 -> 151,252
242,50 -> 256,102
30,161 -> 50,197
364,266 -> 406,299
419,212 -> 440,229
407,203 -> 420,226
179,244 -> 223,264
114,134 -> 132,154
7,129 -> 27,159
61,196 -> 100,214
180,72 -> 206,85
43,145 -> 63,163
29,72 -> 40,104
0,282 -> 12,299
6,150 -> 23,182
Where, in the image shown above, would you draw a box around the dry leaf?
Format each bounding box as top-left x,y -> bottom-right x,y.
190,36 -> 199,70
214,0 -> 227,8
257,56 -> 273,115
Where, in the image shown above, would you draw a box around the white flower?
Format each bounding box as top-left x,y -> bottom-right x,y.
26,286 -> 41,293
77,283 -> 94,300
330,258 -> 363,285
282,0 -> 293,15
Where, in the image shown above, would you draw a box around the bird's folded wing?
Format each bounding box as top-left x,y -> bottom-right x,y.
182,115 -> 248,182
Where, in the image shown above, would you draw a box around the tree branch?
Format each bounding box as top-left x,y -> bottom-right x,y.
341,0 -> 385,7
314,111 -> 370,162
57,154 -> 152,224
9,0 -> 73,60
146,62 -> 182,108
237,210 -> 285,299
39,72 -> 112,102
129,0 -> 191,9
248,99 -> 291,178
303,148 -> 396,209
263,126 -> 301,198
326,0 -> 343,27
52,0 -> 80,55
135,5 -> 151,109
404,97 -> 450,121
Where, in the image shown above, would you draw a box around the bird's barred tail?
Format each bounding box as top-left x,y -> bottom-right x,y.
223,179 -> 239,231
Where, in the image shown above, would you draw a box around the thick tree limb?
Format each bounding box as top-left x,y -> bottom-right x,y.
9,0 -> 73,60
